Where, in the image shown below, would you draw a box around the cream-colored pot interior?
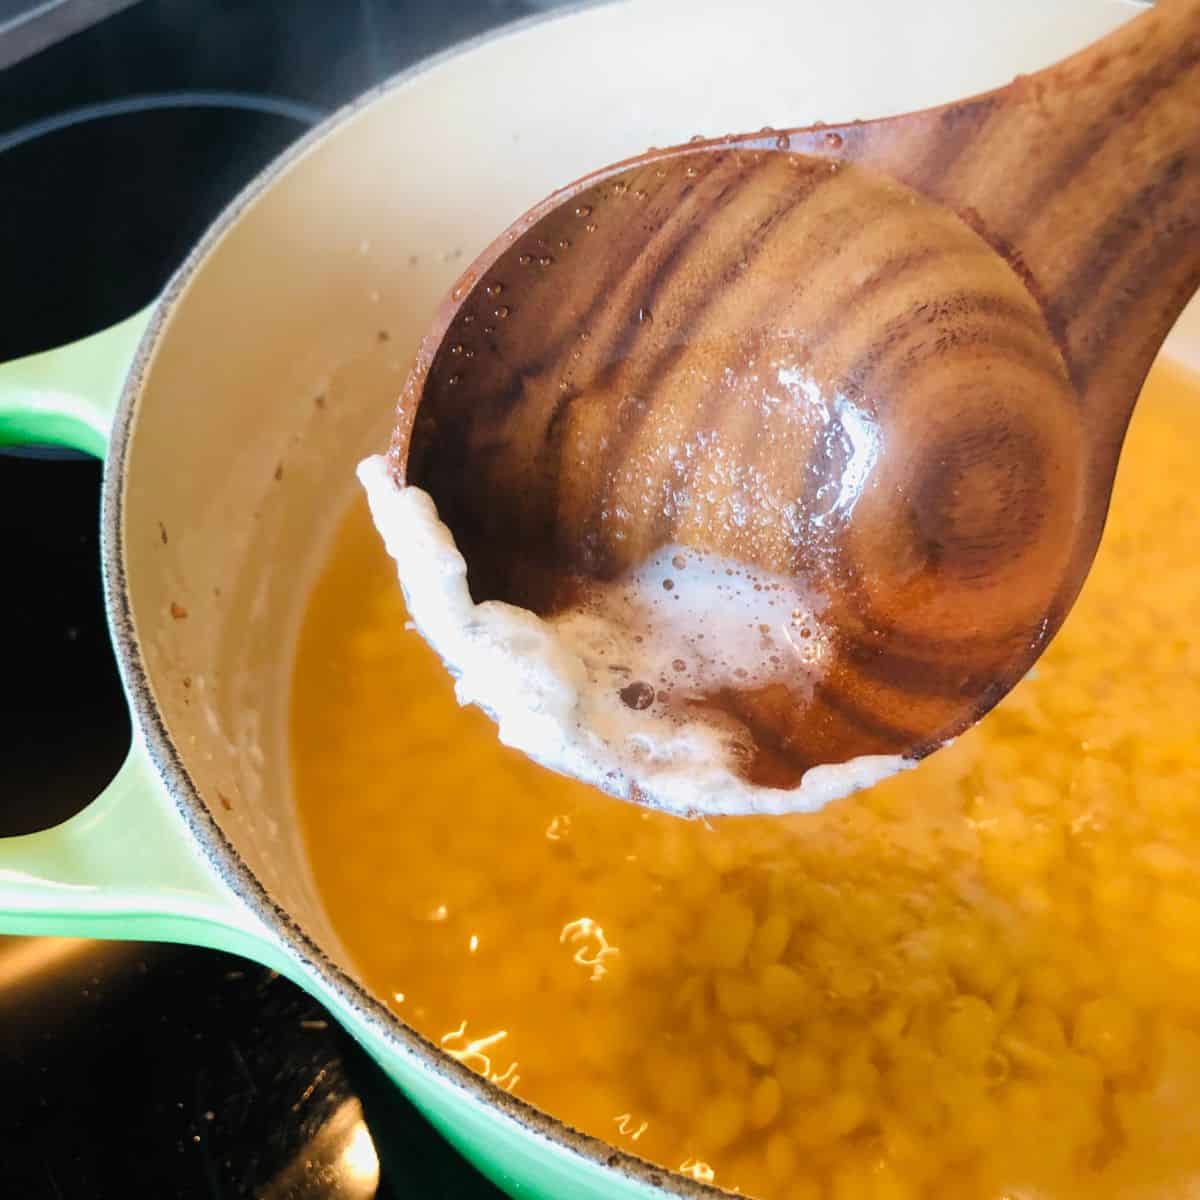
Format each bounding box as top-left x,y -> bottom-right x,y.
121,0 -> 1176,987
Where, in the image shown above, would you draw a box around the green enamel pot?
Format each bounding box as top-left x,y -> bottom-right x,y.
1,1 -> 1190,1196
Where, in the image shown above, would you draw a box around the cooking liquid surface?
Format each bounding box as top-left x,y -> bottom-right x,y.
294,362 -> 1200,1199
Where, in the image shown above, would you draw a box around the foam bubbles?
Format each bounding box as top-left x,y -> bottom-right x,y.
357,455 -> 910,816
553,542 -> 832,729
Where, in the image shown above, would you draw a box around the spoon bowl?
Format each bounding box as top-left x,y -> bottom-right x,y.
388,0 -> 1199,801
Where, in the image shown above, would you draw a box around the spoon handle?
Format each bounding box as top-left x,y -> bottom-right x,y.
788,0 -> 1200,450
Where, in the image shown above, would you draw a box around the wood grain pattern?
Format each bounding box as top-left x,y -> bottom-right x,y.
391,0 -> 1200,787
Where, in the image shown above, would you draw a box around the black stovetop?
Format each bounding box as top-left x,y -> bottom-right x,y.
0,3 -> 564,1196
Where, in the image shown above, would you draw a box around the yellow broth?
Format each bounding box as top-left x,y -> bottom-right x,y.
293,362 -> 1200,1199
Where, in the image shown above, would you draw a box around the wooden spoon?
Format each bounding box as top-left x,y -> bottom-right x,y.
388,0 -> 1200,793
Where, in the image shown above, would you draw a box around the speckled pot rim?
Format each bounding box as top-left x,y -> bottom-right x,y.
99,5 -> 725,1198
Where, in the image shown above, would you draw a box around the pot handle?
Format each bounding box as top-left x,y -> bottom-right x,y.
0,313 -> 280,964
0,309 -> 152,453
0,745 -> 274,959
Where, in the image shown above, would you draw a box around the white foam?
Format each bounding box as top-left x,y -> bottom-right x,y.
357,454 -> 912,816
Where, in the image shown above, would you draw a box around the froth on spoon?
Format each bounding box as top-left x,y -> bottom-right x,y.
364,0 -> 1199,814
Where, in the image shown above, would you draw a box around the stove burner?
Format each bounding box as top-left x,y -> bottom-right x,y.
0,91 -> 322,364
